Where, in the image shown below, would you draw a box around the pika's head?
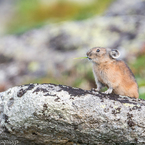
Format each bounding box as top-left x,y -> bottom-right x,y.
86,47 -> 120,63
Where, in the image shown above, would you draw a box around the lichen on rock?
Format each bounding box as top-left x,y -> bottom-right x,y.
0,83 -> 145,144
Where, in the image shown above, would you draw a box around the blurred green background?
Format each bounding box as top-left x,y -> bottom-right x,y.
0,0 -> 145,100
7,0 -> 113,34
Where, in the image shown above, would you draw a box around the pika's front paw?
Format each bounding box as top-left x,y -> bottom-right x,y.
91,88 -> 100,92
104,88 -> 113,94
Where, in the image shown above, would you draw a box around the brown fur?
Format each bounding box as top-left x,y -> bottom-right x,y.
87,47 -> 139,98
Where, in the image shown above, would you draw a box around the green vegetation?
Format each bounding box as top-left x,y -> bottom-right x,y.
74,57 -> 87,59
25,61 -> 96,90
129,55 -> 145,99
7,0 -> 114,34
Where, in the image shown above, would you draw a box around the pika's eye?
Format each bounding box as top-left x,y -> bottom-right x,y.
96,49 -> 100,52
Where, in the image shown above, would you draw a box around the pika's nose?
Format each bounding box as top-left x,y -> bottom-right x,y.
86,51 -> 91,56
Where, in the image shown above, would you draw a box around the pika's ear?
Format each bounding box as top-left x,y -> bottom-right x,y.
109,49 -> 120,59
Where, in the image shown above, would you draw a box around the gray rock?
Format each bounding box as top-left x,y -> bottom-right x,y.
0,83 -> 145,144
106,0 -> 145,16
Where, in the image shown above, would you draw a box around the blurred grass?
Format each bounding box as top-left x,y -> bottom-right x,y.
25,61 -> 96,90
7,0 -> 114,34
129,55 -> 145,99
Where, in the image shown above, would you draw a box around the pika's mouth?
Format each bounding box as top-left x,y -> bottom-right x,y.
87,56 -> 92,60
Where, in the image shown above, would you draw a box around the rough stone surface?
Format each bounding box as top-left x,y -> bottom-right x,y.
106,0 -> 145,16
0,83 -> 145,144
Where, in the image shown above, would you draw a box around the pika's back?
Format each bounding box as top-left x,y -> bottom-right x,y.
114,60 -> 138,98
116,60 -> 136,82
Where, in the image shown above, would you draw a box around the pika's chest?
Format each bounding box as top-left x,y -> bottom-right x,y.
93,64 -> 109,84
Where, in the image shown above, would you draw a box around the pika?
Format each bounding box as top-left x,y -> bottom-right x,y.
86,47 -> 139,98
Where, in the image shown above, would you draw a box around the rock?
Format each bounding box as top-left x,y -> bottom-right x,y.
106,0 -> 145,16
0,83 -> 145,144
